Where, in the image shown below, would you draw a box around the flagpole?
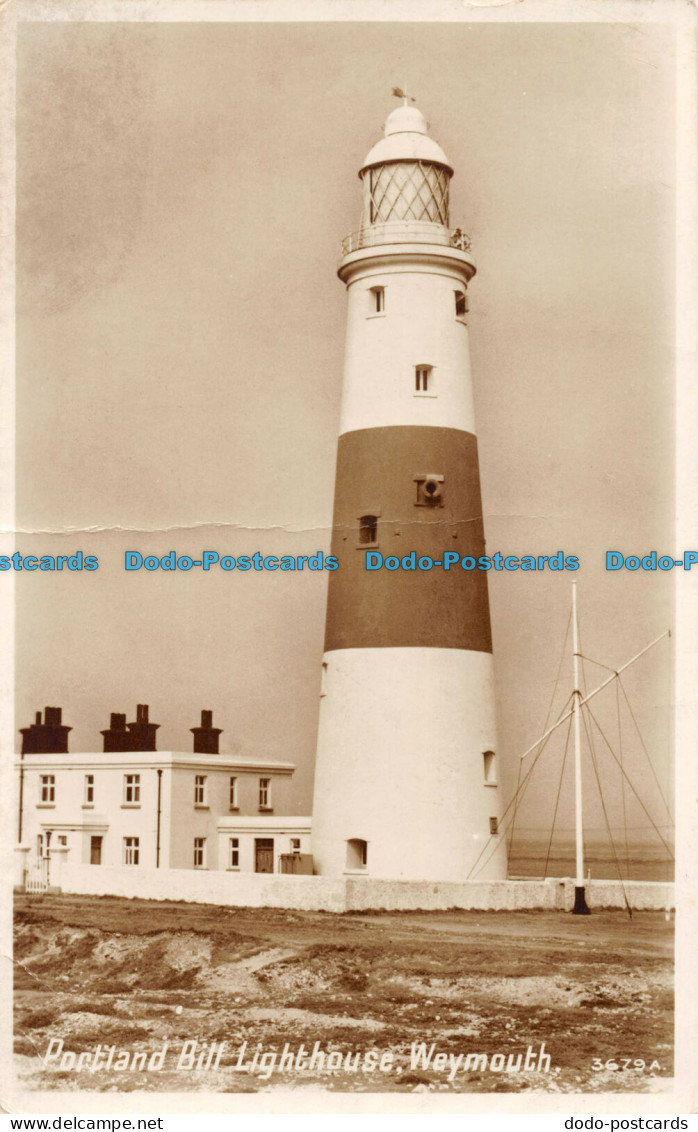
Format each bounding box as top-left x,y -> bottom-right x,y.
572,583 -> 590,914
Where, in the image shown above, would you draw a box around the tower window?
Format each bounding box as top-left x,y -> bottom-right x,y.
346,838 -> 368,870
483,751 -> 497,785
455,290 -> 468,318
489,817 -> 499,835
84,774 -> 94,805
359,515 -> 378,544
229,776 -> 238,809
415,365 -> 433,394
370,286 -> 385,314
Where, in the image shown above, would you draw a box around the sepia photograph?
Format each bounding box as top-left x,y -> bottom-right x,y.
3,0 -> 696,1115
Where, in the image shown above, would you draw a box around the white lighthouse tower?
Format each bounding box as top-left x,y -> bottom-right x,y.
312,101 -> 506,882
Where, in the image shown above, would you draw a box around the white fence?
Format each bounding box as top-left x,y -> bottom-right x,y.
51,861 -> 674,914
24,856 -> 49,894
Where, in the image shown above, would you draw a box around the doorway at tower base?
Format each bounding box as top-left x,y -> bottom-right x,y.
311,647 -> 507,883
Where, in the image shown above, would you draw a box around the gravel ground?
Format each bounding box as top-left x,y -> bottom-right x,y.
13,894 -> 673,1095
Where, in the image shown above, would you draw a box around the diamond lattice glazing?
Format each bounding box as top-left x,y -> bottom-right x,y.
364,162 -> 450,225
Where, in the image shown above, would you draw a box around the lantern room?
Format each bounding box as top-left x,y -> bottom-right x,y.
358,105 -> 454,233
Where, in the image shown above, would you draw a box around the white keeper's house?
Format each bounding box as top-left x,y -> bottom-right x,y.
16,705 -> 312,884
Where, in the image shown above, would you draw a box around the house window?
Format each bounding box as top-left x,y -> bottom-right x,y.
193,837 -> 206,868
124,774 -> 140,804
229,776 -> 238,809
194,774 -> 208,806
123,837 -> 140,865
489,817 -> 499,835
37,834 -> 44,857
57,835 -> 67,846
370,286 -> 385,314
346,839 -> 368,870
39,775 -> 55,804
359,515 -> 378,545
84,774 -> 94,805
455,290 -> 468,318
483,751 -> 497,785
415,365 -> 433,394
291,838 -> 301,853
229,837 -> 240,869
259,777 -> 272,809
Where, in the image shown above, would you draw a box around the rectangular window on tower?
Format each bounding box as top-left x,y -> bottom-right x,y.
414,365 -> 435,396
455,289 -> 468,319
483,751 -> 497,785
369,286 -> 385,315
489,817 -> 499,835
358,514 -> 378,545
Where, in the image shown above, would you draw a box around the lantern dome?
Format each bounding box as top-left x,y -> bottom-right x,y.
359,104 -> 453,175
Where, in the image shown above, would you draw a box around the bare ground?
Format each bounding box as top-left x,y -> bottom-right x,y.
13,894 -> 673,1095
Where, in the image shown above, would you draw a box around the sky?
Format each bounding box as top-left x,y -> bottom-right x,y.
13,18 -> 677,847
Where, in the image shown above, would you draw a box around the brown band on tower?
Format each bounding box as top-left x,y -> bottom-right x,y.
324,426 -> 493,653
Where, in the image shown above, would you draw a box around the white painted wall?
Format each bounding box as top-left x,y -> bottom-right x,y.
19,758 -> 168,869
54,862 -> 674,914
217,817 -> 312,873
58,862 -> 346,912
338,255 -> 476,437
17,752 -> 296,874
312,647 -> 506,882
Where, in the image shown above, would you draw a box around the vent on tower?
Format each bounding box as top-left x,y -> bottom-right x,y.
414,473 -> 444,507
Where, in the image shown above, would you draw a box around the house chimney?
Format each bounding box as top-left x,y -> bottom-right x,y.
127,704 -> 159,751
101,710 -> 131,752
191,709 -> 222,755
20,706 -> 71,754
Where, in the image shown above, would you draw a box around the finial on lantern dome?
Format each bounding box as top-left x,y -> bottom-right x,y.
391,85 -> 416,107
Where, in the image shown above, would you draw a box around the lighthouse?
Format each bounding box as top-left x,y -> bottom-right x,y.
311,101 -> 506,882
